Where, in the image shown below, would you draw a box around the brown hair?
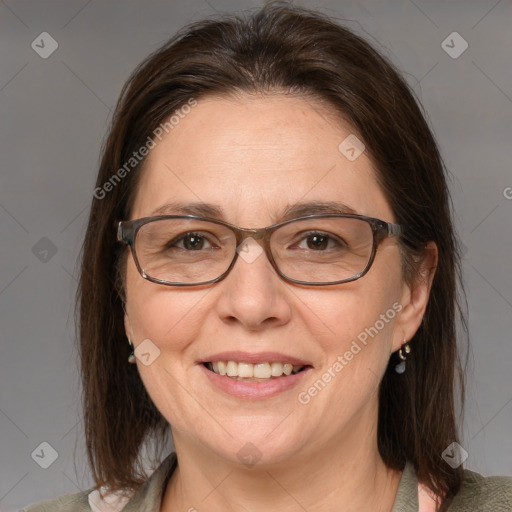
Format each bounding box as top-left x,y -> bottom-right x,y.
77,2 -> 467,508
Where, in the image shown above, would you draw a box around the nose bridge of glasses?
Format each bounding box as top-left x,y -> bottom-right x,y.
232,226 -> 273,264
235,226 -> 267,242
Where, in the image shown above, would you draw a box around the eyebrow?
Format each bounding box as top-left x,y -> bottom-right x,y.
149,200 -> 359,223
280,201 -> 358,219
150,201 -> 223,218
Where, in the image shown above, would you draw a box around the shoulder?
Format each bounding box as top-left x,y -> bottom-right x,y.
19,490 -> 92,512
20,452 -> 178,512
448,468 -> 512,511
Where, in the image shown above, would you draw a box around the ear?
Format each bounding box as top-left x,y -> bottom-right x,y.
392,241 -> 438,352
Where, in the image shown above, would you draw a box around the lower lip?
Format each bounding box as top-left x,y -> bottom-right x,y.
199,363 -> 312,399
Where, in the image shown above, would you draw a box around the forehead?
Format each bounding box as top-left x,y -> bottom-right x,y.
130,94 -> 394,225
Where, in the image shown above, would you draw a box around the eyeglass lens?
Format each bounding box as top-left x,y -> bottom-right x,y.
133,217 -> 374,284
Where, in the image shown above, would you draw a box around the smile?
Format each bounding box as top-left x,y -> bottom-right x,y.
204,361 -> 305,380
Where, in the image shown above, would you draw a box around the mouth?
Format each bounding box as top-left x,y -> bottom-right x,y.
199,351 -> 313,399
203,361 -> 309,381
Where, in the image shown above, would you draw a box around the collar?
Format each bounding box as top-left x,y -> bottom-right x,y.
88,454 -> 437,512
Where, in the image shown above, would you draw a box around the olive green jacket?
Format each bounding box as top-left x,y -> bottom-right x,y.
20,453 -> 512,511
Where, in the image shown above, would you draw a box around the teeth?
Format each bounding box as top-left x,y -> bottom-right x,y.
226,361 -> 238,377
254,363 -> 271,379
271,362 -> 283,377
238,363 -> 253,378
207,361 -> 304,379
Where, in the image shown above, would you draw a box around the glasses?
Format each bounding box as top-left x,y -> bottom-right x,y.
117,214 -> 402,286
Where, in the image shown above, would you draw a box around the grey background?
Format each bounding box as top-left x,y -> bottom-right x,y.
1,0 -> 511,510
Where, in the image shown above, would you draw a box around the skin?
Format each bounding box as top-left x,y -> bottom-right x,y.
123,93 -> 437,512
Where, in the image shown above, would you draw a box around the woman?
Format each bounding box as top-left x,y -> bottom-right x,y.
22,3 -> 511,511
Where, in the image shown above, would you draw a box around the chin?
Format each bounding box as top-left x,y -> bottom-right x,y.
195,422 -> 310,469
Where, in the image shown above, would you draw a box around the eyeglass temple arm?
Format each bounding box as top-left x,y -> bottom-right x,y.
117,221 -> 135,244
387,223 -> 402,236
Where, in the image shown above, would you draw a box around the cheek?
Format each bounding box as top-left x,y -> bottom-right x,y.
124,263 -> 214,428
298,290 -> 401,422
124,260 -> 206,356
305,280 -> 401,353
308,257 -> 403,381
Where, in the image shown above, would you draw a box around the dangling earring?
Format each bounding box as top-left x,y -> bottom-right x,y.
128,338 -> 136,364
395,339 -> 411,374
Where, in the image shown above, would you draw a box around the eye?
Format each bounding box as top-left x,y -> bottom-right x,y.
295,232 -> 346,251
170,232 -> 215,251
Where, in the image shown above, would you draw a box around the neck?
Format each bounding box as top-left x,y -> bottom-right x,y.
161,401 -> 402,512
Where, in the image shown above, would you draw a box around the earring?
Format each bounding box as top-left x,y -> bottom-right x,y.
395,339 -> 411,374
128,338 -> 136,364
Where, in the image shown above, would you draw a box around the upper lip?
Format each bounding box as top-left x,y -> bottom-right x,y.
200,351 -> 312,367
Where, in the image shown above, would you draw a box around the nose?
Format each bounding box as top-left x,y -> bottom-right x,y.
215,237 -> 292,330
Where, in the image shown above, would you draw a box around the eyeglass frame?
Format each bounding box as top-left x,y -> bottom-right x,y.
116,213 -> 403,287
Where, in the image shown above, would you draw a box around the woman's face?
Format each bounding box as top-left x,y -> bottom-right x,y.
124,94 -> 415,466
